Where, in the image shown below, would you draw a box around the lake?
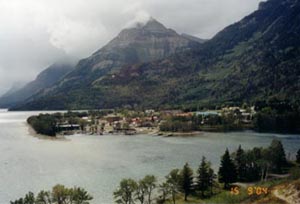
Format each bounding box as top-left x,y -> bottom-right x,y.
0,110 -> 299,203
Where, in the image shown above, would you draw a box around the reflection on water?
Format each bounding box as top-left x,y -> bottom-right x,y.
0,110 -> 299,203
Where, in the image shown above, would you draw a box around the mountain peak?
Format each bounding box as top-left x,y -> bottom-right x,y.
141,17 -> 168,32
102,17 -> 180,51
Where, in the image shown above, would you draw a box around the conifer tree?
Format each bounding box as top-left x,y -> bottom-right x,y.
269,139 -> 287,173
218,149 -> 237,189
235,145 -> 247,181
197,156 -> 209,197
180,163 -> 194,201
207,166 -> 216,196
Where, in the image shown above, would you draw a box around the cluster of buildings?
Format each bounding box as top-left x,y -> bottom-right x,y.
77,112 -> 161,135
56,106 -> 256,135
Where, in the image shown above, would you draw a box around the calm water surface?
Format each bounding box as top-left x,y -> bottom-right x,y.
0,110 -> 299,203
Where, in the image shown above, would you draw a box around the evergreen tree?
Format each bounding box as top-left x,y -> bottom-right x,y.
269,139 -> 287,173
297,149 -> 300,164
207,166 -> 216,196
260,148 -> 272,181
235,145 -> 247,181
180,163 -> 194,201
197,157 -> 209,197
244,149 -> 261,182
218,149 -> 237,189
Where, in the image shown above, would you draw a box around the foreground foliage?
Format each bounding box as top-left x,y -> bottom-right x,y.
113,176 -> 157,204
114,139 -> 294,203
10,184 -> 93,204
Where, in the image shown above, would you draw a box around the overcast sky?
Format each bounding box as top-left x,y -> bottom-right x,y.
0,0 -> 263,95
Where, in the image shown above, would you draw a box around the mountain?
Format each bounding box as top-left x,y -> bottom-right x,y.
181,33 -> 207,44
12,0 -> 300,110
91,0 -> 300,109
1,81 -> 27,98
0,62 -> 74,108
11,18 -> 202,110
55,18 -> 200,89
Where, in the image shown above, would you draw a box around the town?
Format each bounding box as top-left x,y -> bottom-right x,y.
27,99 -> 300,137
27,105 -> 257,137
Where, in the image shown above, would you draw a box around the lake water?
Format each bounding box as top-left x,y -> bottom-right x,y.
0,110 -> 299,203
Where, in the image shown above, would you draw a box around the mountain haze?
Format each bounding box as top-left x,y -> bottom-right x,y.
12,0 -> 300,110
11,18 -> 202,110
0,63 -> 74,108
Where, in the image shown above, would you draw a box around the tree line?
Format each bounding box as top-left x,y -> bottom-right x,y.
254,100 -> 300,133
10,184 -> 93,204
11,139 -> 299,204
113,159 -> 215,204
159,100 -> 300,134
113,139 -> 290,204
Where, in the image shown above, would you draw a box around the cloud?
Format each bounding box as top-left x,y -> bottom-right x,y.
0,0 -> 262,95
124,11 -> 151,28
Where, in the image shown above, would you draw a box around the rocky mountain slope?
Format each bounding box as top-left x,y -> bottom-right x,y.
12,0 -> 300,110
11,18 -> 202,110
91,0 -> 300,109
0,62 -> 74,108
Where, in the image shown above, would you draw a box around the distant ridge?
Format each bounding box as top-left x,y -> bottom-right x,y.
0,62 -> 74,108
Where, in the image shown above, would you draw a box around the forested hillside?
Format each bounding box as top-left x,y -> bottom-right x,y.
12,0 -> 300,110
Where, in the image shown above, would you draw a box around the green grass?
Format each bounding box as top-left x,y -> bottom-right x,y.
164,195 -> 204,204
204,188 -> 249,204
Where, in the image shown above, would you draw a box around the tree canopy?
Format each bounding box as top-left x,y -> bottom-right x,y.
10,185 -> 93,204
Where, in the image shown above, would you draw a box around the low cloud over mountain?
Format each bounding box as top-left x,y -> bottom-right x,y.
0,0 -> 262,95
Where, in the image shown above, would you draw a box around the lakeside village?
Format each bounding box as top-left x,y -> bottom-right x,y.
27,106 -> 255,137
27,100 -> 300,136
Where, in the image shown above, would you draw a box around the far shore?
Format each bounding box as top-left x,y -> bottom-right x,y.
157,131 -> 204,137
27,122 -> 206,139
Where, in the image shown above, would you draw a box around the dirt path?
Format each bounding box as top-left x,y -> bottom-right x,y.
272,189 -> 291,204
272,183 -> 300,204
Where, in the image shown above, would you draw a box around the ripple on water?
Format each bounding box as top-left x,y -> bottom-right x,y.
0,111 -> 299,204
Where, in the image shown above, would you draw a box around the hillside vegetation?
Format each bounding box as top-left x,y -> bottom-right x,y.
11,0 -> 300,111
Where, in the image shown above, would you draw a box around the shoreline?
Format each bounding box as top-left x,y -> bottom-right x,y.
157,131 -> 204,137
26,122 -> 300,140
26,123 -> 67,141
27,122 -> 204,139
